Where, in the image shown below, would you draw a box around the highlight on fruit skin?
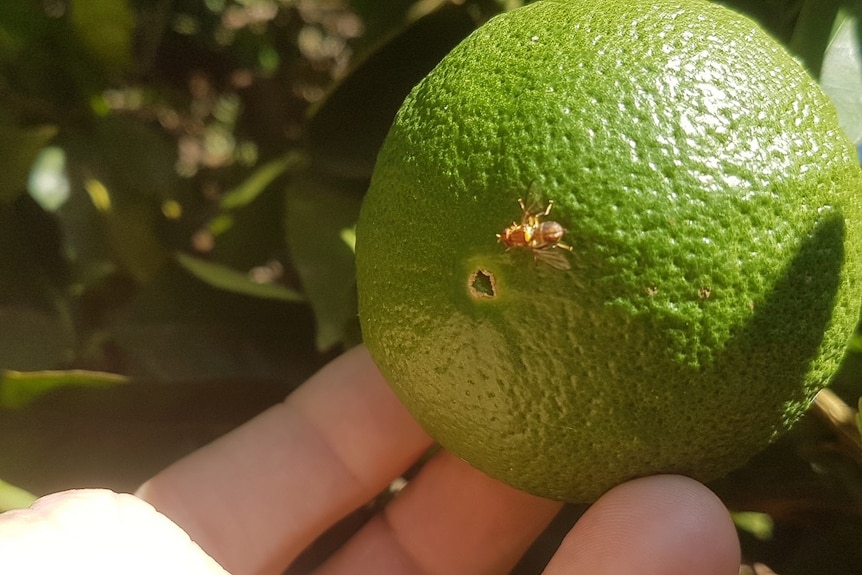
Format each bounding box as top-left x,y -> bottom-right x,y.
355,0 -> 862,502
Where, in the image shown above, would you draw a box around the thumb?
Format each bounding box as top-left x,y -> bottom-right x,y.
0,489 -> 229,575
544,475 -> 740,575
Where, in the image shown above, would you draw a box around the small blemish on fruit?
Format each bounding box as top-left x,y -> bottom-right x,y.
469,268 -> 496,299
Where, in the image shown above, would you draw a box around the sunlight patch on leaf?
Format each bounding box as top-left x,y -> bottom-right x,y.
28,146 -> 70,211
219,153 -> 306,210
85,178 -> 112,212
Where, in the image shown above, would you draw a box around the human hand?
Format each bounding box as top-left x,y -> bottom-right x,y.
0,346 -> 741,575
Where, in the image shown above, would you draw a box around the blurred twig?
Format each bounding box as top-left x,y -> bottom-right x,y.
812,388 -> 862,463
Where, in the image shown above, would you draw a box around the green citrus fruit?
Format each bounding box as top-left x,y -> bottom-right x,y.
355,0 -> 862,502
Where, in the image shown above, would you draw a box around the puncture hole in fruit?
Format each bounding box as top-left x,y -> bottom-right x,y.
469,268 -> 497,299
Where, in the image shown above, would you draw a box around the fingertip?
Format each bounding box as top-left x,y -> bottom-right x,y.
545,475 -> 740,575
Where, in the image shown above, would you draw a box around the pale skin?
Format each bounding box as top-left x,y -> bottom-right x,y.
0,346 -> 741,575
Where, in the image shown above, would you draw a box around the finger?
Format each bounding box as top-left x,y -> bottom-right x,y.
543,474 -> 740,575
314,450 -> 563,575
137,346 -> 433,575
0,489 -> 228,575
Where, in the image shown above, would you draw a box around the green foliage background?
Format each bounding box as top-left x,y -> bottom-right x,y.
1,1 -> 862,573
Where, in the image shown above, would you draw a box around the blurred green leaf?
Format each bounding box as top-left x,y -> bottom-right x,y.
83,199 -> 168,284
48,176 -> 117,295
0,4 -> 51,62
0,479 -> 36,512
285,172 -> 363,350
206,170 -> 293,281
0,369 -> 127,409
0,196 -> 68,309
219,153 -> 305,211
59,116 -> 183,283
0,0 -> 139,113
820,11 -> 862,144
70,0 -> 135,73
0,197 -> 74,371
175,252 -> 304,302
102,203 -> 170,283
68,116 -> 181,203
0,125 -> 58,203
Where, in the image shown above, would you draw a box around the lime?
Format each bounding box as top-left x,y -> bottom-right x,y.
355,0 -> 862,502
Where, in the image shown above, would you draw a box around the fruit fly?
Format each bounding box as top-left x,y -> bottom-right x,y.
497,198 -> 573,270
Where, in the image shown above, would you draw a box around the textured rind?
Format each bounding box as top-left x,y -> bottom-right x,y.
355,0 -> 862,502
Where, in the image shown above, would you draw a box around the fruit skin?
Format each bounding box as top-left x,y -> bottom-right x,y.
355,0 -> 862,502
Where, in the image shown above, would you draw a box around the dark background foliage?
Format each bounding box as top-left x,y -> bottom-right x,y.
1,1 -> 862,573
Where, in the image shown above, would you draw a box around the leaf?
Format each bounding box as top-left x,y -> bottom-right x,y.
108,264 -> 321,380
175,252 -> 304,302
80,195 -> 169,284
219,153 -> 306,211
820,11 -> 862,144
0,479 -> 36,512
103,202 -> 171,283
716,0 -> 806,45
306,1 -> 479,178
0,197 -> 69,310
0,124 -> 58,203
731,511 -> 775,541
75,116 -> 181,203
70,0 -> 135,73
60,117 -> 184,283
0,369 -> 127,409
787,0 -> 841,77
285,171 -> 363,350
349,0 -> 423,55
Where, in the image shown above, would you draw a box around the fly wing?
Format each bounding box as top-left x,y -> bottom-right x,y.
534,246 -> 571,271
523,181 -> 546,214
